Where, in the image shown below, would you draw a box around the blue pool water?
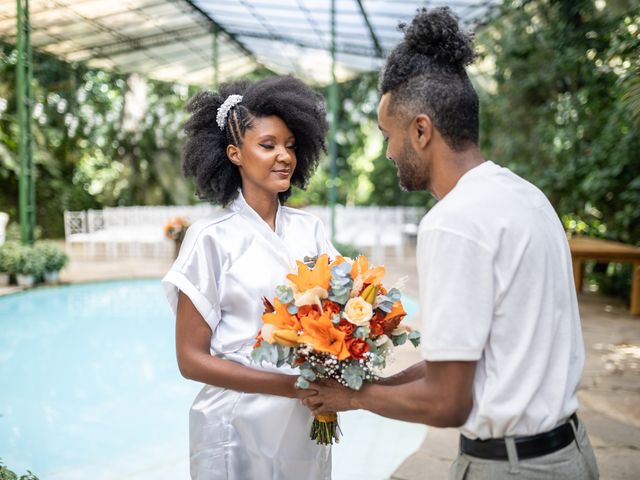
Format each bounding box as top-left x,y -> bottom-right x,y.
0,279 -> 425,479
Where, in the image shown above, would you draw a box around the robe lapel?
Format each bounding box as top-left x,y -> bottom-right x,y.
229,191 -> 295,271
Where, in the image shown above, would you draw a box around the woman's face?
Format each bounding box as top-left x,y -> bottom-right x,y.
227,115 -> 297,198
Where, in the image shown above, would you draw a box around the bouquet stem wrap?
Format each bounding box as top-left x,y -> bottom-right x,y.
311,412 -> 340,445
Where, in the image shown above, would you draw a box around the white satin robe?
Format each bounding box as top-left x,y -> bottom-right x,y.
163,190 -> 338,480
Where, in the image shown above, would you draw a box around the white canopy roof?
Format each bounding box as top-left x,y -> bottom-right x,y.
0,0 -> 498,85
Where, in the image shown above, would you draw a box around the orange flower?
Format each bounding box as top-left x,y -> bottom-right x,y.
254,331 -> 264,348
287,254 -> 331,291
299,310 -> 350,360
350,255 -> 385,285
347,337 -> 369,359
336,319 -> 355,337
382,301 -> 407,336
370,312 -> 385,337
262,299 -> 301,331
272,329 -> 302,347
323,300 -> 341,316
384,301 -> 406,322
298,304 -> 320,318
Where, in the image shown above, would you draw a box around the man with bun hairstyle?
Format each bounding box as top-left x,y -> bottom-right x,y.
303,8 -> 599,479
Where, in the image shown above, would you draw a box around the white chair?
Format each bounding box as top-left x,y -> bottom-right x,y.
0,212 -> 8,245
63,211 -> 90,256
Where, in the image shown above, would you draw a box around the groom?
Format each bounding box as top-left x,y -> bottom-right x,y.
304,7 -> 599,479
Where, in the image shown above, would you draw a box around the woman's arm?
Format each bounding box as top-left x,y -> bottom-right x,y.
175,291 -> 308,399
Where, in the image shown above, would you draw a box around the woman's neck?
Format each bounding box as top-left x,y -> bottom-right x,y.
241,187 -> 279,231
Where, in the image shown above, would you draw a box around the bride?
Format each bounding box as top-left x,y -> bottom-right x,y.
163,76 -> 337,479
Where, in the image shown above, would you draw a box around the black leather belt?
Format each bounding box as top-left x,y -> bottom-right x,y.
460,413 -> 578,461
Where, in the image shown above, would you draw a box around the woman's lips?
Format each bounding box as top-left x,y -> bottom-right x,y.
272,169 -> 291,177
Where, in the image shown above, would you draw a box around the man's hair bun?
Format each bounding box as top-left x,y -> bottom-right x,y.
402,7 -> 475,67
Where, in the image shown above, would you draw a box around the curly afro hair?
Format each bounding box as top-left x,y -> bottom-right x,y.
380,7 -> 479,151
182,76 -> 328,205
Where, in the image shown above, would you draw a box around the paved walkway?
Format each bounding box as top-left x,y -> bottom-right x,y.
2,245 -> 639,479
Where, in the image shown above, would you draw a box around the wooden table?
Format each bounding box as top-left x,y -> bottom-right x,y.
569,236 -> 640,316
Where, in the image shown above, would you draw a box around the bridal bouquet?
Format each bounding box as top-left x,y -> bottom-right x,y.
252,254 -> 421,444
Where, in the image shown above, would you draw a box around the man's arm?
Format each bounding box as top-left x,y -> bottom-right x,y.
376,361 -> 427,386
302,360 -> 475,427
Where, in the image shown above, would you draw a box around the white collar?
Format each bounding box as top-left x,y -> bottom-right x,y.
229,189 -> 285,238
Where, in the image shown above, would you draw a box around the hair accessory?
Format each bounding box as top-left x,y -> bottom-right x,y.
216,94 -> 243,130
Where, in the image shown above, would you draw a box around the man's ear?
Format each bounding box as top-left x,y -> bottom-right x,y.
410,114 -> 433,150
227,144 -> 241,166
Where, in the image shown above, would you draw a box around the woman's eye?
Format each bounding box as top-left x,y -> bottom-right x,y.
287,145 -> 296,150
383,137 -> 389,144
259,144 -> 275,149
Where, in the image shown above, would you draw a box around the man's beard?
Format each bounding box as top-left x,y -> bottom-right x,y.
397,139 -> 428,192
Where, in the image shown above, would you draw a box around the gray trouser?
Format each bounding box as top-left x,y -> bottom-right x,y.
449,417 -> 599,479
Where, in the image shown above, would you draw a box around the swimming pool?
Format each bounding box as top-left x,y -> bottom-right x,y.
0,279 -> 425,479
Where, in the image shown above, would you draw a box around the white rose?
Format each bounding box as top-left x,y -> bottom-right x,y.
343,297 -> 374,327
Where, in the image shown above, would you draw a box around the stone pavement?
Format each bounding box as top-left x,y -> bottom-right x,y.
1,243 -> 639,479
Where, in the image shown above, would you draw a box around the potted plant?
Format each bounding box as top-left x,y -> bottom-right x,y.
15,245 -> 46,288
35,242 -> 69,284
0,242 -> 19,286
164,216 -> 191,258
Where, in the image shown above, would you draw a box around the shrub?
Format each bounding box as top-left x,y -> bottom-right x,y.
34,243 -> 69,272
0,242 -> 20,274
14,245 -> 46,277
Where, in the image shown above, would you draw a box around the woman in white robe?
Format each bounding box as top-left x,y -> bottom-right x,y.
163,77 -> 337,480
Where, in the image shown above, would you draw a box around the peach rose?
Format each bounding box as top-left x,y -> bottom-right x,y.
343,296 -> 374,327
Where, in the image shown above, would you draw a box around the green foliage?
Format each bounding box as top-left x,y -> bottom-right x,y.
477,0 -> 639,245
15,244 -> 46,277
0,460 -> 39,480
0,241 -> 20,273
0,44 -> 202,238
34,242 -> 68,272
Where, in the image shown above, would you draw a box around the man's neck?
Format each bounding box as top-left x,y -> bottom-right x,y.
430,147 -> 485,200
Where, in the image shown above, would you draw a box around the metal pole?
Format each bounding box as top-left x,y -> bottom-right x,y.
328,0 -> 338,242
17,0 -> 35,245
212,25 -> 219,89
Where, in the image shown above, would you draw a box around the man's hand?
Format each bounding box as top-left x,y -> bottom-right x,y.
301,379 -> 358,415
300,361 -> 476,427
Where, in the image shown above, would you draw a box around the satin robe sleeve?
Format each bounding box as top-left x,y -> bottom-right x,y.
315,217 -> 341,258
163,222 -> 223,333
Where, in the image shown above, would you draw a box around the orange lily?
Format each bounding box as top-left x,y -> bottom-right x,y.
262,298 -> 301,331
299,310 -> 350,360
350,255 -> 385,285
287,254 -> 331,291
272,329 -> 302,347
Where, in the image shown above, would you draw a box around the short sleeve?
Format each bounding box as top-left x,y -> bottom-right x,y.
417,228 -> 494,361
162,225 -> 222,332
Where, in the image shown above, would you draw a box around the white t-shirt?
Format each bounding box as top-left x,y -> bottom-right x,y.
418,160 -> 584,439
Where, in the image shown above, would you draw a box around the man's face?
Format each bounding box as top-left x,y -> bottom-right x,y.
377,94 -> 430,192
